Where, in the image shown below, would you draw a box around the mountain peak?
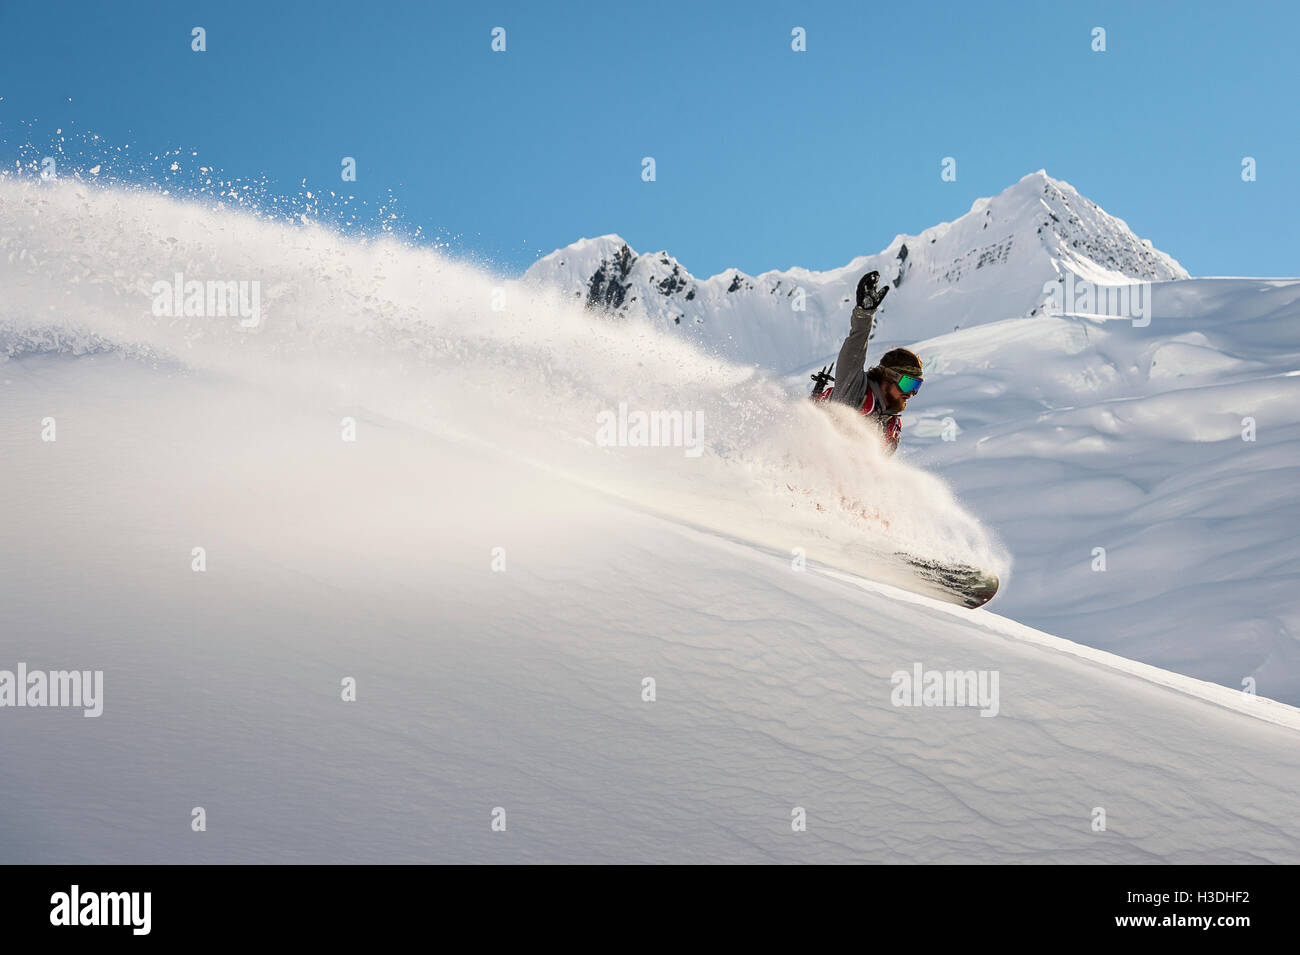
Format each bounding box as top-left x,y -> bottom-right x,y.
524,173 -> 1188,370
533,233 -> 633,266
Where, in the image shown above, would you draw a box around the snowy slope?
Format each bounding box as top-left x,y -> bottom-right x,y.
2,177 -> 1299,863
525,171 -> 1187,372
887,277 -> 1300,703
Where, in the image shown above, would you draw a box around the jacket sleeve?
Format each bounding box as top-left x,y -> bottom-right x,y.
832,304 -> 877,401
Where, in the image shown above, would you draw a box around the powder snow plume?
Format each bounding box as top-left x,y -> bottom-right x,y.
0,176 -> 1009,585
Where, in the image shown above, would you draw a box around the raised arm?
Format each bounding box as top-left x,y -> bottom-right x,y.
834,271 -> 889,395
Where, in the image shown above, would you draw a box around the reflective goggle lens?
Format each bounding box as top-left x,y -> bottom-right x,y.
896,373 -> 922,395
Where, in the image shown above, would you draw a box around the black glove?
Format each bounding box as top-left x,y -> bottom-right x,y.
856,271 -> 889,310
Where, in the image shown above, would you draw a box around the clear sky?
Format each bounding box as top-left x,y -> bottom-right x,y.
2,0 -> 1296,278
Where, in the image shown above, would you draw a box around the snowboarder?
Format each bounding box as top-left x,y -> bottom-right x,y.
811,271 -> 923,455
806,274 -> 996,607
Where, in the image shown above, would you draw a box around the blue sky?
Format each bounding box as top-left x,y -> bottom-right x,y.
2,0 -> 1296,278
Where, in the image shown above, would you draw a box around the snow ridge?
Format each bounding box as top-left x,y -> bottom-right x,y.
525,171 -> 1187,372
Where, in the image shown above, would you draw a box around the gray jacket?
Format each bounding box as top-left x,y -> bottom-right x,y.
828,303 -> 902,453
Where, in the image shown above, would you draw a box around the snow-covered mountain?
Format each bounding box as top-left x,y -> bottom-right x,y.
525,171 -> 1188,372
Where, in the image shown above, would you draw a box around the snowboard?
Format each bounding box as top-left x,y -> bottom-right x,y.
782,482 -> 1000,609
895,554 -> 1000,609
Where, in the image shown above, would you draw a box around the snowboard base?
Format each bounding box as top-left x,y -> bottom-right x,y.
894,554 -> 1000,609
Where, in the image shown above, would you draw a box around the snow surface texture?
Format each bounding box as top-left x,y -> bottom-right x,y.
2,176 -> 1298,863
525,171 -> 1188,372
896,281 -> 1300,705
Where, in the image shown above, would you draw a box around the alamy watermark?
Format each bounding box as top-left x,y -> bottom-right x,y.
1043,273 -> 1151,327
50,885 -> 150,935
151,271 -> 262,327
891,662 -> 999,717
0,663 -> 103,717
596,401 -> 703,457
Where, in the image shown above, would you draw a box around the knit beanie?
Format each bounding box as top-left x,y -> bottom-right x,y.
877,347 -> 923,378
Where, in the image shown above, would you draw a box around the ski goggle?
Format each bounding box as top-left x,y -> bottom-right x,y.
889,371 -> 923,395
